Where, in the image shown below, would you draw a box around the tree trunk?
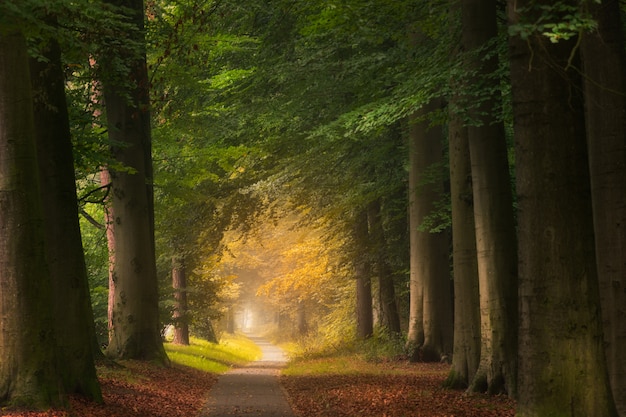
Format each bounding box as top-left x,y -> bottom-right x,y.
30,34 -> 102,401
104,107 -> 166,362
407,102 -> 453,361
226,306 -> 235,334
368,199 -> 401,334
463,0 -> 518,396
445,89 -> 481,388
103,0 -> 168,364
581,1 -> 626,414
172,256 -> 190,345
355,209 -> 373,339
509,2 -> 617,414
0,30 -> 64,408
297,300 -> 308,336
101,169 -> 116,345
406,118 -> 424,351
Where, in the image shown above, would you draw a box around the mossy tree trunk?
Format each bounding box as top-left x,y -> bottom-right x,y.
509,0 -> 617,414
30,33 -> 102,402
0,29 -> 64,409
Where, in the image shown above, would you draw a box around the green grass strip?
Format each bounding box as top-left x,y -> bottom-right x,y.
165,333 -> 262,374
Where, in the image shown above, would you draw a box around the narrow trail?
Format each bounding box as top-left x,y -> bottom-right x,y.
200,335 -> 295,417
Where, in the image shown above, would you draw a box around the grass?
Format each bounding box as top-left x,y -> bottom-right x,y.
164,333 -> 262,373
282,353 -> 441,377
282,355 -> 380,376
281,329 -> 424,377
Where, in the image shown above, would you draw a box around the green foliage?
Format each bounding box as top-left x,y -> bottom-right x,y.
145,1 -> 279,338
283,328 -> 410,376
78,0 -> 508,356
79,205 -> 110,344
358,327 -> 408,362
286,324 -> 407,364
509,0 -> 599,43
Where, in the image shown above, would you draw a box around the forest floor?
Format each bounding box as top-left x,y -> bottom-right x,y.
282,360 -> 515,417
1,360 -> 515,417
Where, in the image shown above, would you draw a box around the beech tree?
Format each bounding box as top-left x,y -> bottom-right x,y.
0,28 -> 63,408
445,71 -> 481,389
509,0 -> 617,414
354,209 -> 374,339
30,30 -> 102,400
368,198 -> 401,334
406,101 -> 453,361
462,0 -> 517,395
581,1 -> 626,413
172,256 -> 190,345
101,0 -> 168,363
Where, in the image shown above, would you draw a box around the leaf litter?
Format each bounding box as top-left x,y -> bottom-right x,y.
281,362 -> 516,417
1,361 -> 515,416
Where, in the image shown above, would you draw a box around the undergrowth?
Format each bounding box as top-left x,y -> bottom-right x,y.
283,327 -> 410,376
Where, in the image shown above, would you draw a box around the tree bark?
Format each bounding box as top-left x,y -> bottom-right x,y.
407,102 -> 453,361
103,0 -> 168,364
463,0 -> 518,396
30,34 -> 102,401
445,89 -> 481,388
297,300 -> 308,336
368,199 -> 401,334
509,1 -> 617,414
101,169 -> 116,345
581,1 -> 626,414
172,256 -> 190,345
0,30 -> 64,408
354,209 -> 373,339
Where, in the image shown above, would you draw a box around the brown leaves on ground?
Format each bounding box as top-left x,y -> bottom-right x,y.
281,363 -> 516,417
1,361 -> 217,417
2,360 -> 515,417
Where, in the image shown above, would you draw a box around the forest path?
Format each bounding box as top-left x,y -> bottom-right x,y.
200,334 -> 295,417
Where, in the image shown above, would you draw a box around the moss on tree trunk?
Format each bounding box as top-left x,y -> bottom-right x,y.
0,29 -> 64,409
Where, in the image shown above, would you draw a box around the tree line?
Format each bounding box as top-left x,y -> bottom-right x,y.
0,0 -> 625,416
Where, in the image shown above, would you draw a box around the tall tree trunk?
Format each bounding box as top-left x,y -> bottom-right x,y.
30,34 -> 102,401
297,300 -> 308,336
509,2 -> 617,414
463,0 -> 518,395
354,209 -> 373,339
406,117 -> 424,350
407,102 -> 453,361
226,306 -> 235,334
85,68 -> 108,360
368,199 -> 401,334
101,169 -> 116,345
581,1 -> 626,414
172,256 -> 190,345
0,30 -> 64,408
103,0 -> 168,364
445,89 -> 481,388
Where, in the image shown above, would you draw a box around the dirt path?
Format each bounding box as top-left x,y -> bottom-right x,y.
200,335 -> 294,417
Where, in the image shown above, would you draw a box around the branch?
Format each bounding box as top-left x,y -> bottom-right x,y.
78,182 -> 111,204
79,207 -> 105,230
